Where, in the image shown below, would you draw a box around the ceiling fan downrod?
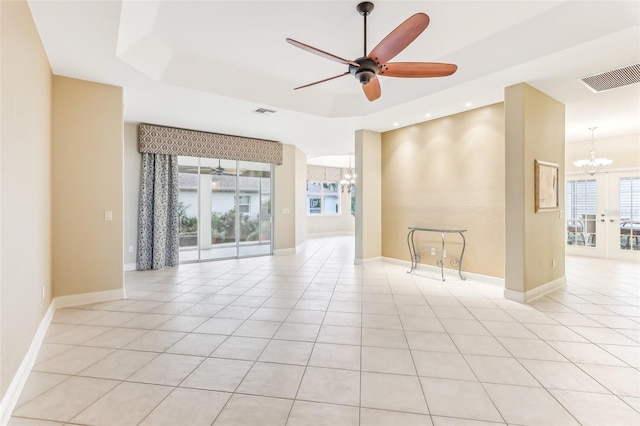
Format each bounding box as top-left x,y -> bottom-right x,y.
357,2 -> 374,57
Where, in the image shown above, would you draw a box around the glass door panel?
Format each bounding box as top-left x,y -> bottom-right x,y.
238,161 -> 272,257
202,158 -> 237,261
178,156 -> 199,263
607,172 -> 640,261
618,177 -> 640,251
565,177 -> 607,258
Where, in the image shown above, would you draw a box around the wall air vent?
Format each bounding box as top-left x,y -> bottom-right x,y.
579,62 -> 640,93
254,107 -> 277,115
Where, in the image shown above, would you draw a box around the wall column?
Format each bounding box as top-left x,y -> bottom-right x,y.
504,83 -> 566,302
355,129 -> 381,263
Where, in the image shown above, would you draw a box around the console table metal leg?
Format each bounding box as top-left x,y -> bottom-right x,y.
407,229 -> 417,273
458,232 -> 467,280
440,232 -> 445,281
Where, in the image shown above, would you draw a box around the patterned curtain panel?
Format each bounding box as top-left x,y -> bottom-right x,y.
137,153 -> 179,270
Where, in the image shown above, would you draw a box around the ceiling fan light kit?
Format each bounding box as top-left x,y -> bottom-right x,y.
286,2 -> 458,101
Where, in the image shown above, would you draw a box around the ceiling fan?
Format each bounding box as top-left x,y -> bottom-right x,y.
286,2 -> 458,101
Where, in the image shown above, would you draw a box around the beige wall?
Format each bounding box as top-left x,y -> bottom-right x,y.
124,123 -> 141,266
52,76 -> 124,297
355,130 -> 382,261
380,104 -> 506,277
0,0 -> 53,399
505,83 -> 565,293
566,133 -> 640,173
274,144 -> 307,250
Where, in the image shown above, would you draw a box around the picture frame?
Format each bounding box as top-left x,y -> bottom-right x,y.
534,160 -> 559,212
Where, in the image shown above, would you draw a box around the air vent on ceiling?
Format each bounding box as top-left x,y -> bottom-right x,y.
254,107 -> 276,115
579,62 -> 640,93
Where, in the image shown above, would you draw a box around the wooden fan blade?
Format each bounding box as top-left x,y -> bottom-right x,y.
294,72 -> 350,90
286,38 -> 359,67
362,76 -> 381,101
368,13 -> 430,65
380,62 -> 457,78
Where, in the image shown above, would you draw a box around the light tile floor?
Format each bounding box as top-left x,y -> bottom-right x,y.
9,236 -> 640,426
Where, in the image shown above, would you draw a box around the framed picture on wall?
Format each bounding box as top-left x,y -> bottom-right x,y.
535,160 -> 559,212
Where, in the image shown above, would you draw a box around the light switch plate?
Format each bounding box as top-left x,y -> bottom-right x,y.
104,211 -> 113,221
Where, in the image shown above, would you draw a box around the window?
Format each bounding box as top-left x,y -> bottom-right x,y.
566,179 -> 597,247
238,195 -> 251,214
307,181 -> 340,215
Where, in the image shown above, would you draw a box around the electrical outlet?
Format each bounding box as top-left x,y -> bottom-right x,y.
552,258 -> 556,268
128,245 -> 134,253
430,248 -> 435,255
443,249 -> 447,258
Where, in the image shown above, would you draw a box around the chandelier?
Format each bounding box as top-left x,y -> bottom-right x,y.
340,153 -> 356,193
574,127 -> 612,175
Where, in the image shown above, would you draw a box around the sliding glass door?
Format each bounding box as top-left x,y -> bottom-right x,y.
178,156 -> 272,263
237,160 -> 272,257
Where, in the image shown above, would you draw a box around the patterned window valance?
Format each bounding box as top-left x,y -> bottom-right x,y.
138,123 -> 283,165
307,165 -> 343,181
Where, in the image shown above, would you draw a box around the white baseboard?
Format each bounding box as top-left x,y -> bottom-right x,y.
0,287 -> 126,425
124,262 -> 136,272
306,231 -> 355,237
504,276 -> 566,303
53,288 -> 126,309
354,256 -> 382,265
382,257 -> 504,286
273,248 -> 295,255
274,240 -> 306,255
0,302 -> 56,426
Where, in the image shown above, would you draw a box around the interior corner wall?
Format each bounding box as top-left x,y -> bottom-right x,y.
355,129 -> 382,261
505,83 -> 565,294
306,166 -> 355,236
380,103 -> 506,277
123,123 -> 141,267
52,76 -> 124,297
294,146 -> 307,247
274,144 -> 306,251
0,0 -> 53,399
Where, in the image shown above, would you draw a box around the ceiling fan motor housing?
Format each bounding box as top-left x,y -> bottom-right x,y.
349,57 -> 381,85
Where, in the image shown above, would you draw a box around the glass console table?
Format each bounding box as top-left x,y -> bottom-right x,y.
407,227 -> 467,281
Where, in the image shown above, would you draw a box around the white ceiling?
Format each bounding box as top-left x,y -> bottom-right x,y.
28,0 -> 640,166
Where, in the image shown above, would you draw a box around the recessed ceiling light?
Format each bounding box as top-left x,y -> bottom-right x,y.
465,102 -> 472,108
425,113 -> 431,118
393,122 -> 399,127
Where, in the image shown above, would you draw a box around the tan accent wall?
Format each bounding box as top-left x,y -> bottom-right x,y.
505,83 -> 565,293
355,130 -> 382,261
566,133 -> 640,173
0,0 -> 52,398
274,144 -> 307,250
52,76 -> 124,297
380,104 -> 505,277
123,123 -> 141,266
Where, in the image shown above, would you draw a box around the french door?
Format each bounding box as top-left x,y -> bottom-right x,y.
566,171 -> 640,260
177,156 -> 273,263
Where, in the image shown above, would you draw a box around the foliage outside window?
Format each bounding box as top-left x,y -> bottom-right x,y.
307,181 -> 340,215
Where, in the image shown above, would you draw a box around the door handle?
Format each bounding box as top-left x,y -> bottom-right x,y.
600,219 -> 605,222
609,219 -> 615,223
